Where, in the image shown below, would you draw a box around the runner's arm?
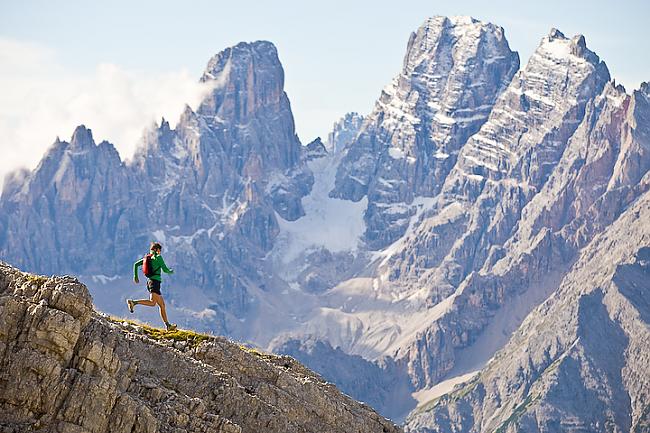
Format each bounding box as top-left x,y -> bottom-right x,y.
159,256 -> 174,274
133,258 -> 143,280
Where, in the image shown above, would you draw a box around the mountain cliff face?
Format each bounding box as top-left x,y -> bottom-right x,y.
331,16 -> 520,248
1,15 -> 649,431
0,126 -> 130,274
0,262 -> 400,433
379,28 -> 615,388
404,186 -> 650,433
270,23 -> 650,427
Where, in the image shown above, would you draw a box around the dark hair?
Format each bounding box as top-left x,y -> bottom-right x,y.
150,242 -> 162,252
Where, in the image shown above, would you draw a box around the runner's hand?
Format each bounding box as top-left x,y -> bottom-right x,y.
134,276 -> 139,284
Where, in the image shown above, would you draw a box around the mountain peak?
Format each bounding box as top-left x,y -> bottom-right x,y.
70,125 -> 95,150
421,15 -> 480,30
548,28 -> 566,40
197,39 -> 289,126
448,15 -> 479,25
403,15 -> 515,74
201,40 -> 280,84
328,112 -> 365,153
332,14 -> 519,244
546,28 -> 587,51
304,137 -> 328,160
534,29 -> 608,78
159,117 -> 171,134
410,15 -> 506,50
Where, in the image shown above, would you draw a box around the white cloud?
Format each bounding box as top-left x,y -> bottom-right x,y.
0,37 -> 213,190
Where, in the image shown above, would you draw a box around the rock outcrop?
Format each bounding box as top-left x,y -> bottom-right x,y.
0,262 -> 400,433
327,112 -> 364,153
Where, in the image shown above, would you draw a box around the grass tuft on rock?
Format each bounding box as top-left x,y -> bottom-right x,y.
27,274 -> 48,287
108,317 -> 213,348
238,344 -> 278,360
107,317 -> 282,359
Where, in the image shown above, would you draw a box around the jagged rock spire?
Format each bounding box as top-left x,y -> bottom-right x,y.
331,15 -> 520,248
70,125 -> 95,150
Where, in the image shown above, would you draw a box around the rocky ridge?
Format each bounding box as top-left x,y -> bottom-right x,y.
0,262 -> 400,433
328,112 -> 365,153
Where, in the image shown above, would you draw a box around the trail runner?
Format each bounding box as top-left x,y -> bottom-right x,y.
127,242 -> 177,331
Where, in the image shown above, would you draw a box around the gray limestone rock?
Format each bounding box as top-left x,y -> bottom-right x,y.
404,188 -> 650,433
0,262 -> 401,433
1,17 -> 649,432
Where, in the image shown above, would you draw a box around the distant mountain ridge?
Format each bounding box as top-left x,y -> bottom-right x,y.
1,16 -> 649,432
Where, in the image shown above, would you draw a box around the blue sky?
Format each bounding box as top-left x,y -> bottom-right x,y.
0,0 -> 648,183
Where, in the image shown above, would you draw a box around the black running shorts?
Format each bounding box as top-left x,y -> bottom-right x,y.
147,279 -> 162,295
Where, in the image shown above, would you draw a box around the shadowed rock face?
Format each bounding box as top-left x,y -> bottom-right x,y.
275,336 -> 417,422
0,262 -> 401,433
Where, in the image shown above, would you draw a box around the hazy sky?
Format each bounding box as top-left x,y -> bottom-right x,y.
1,0 -> 648,186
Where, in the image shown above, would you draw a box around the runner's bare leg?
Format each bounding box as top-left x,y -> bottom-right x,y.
152,293 -> 169,324
133,293 -> 156,307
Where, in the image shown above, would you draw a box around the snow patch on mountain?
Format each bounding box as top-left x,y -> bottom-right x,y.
272,154 -> 367,264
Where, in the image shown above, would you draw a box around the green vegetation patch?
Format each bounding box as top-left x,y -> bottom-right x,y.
238,344 -> 279,361
109,317 -> 213,348
409,395 -> 446,418
451,376 -> 480,400
27,274 -> 48,287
